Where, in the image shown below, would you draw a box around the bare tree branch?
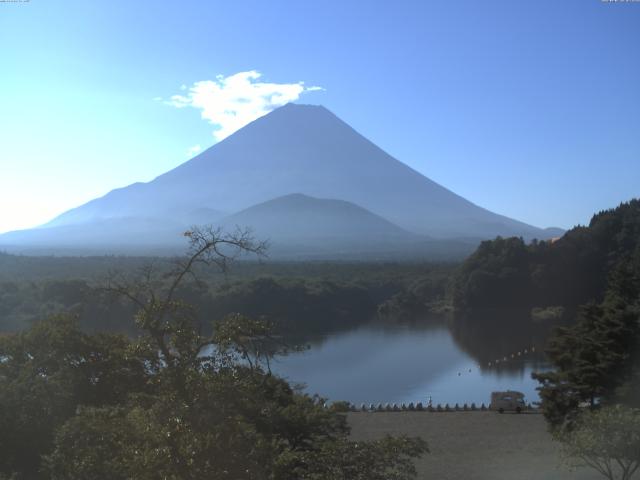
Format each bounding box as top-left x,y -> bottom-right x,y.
97,225 -> 267,370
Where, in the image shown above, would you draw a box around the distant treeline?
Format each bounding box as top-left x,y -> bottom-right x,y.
0,258 -> 454,335
4,199 -> 639,343
451,199 -> 640,314
447,200 -> 640,378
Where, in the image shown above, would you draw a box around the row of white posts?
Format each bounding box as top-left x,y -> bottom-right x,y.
329,402 -> 535,412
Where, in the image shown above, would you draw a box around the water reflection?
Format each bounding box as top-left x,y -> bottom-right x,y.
449,309 -> 553,371
272,321 -> 550,406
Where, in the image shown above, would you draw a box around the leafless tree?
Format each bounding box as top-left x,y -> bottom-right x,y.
101,226 -> 268,369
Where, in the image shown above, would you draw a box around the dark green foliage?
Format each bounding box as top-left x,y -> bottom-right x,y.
0,316 -> 152,478
452,237 -> 531,310
556,405 -> 640,480
2,313 -> 426,480
447,200 -> 640,429
0,278 -> 137,334
452,199 -> 640,313
377,273 -> 450,320
532,208 -> 640,429
0,230 -> 428,479
533,300 -> 639,428
208,277 -> 377,333
274,434 -> 428,480
0,261 -> 454,336
44,365 -> 385,480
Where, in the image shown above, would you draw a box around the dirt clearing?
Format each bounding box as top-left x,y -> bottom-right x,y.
348,411 -> 601,480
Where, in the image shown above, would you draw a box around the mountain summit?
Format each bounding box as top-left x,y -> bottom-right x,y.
0,104 -> 560,255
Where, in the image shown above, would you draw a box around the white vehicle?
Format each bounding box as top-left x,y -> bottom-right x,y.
490,391 -> 526,413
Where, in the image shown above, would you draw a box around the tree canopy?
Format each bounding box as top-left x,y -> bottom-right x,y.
558,405 -> 640,480
529,202 -> 640,429
0,227 -> 427,479
452,199 -> 640,314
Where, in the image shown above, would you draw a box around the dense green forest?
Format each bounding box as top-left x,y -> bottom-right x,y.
452,199 -> 640,314
0,254 -> 454,336
448,200 -> 640,390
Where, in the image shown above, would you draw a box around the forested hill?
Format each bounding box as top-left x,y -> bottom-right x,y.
451,199 -> 640,312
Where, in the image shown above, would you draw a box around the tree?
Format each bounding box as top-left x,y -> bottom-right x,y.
533,249 -> 640,430
451,199 -> 640,315
558,405 -> 640,480
101,226 -> 269,374
2,226 -> 427,479
533,300 -> 639,429
0,314 -> 153,479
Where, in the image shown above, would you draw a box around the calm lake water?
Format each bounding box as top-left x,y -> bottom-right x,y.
271,323 -> 549,407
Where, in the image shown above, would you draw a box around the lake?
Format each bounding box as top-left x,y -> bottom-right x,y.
271,323 -> 549,407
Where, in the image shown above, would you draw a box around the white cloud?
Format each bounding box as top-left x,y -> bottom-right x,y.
167,71 -> 323,141
187,144 -> 202,158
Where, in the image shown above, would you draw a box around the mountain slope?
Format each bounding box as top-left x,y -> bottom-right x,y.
219,193 -> 416,249
217,193 -> 479,260
1,103 -> 561,255
0,207 -> 224,255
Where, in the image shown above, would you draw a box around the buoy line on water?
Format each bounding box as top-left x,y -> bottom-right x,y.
486,345 -> 537,368
320,345 -> 543,414
451,345 -> 540,377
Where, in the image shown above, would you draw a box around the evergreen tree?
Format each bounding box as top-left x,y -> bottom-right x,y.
533,251 -> 640,429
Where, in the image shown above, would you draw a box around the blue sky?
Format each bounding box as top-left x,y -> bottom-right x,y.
0,0 -> 638,233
